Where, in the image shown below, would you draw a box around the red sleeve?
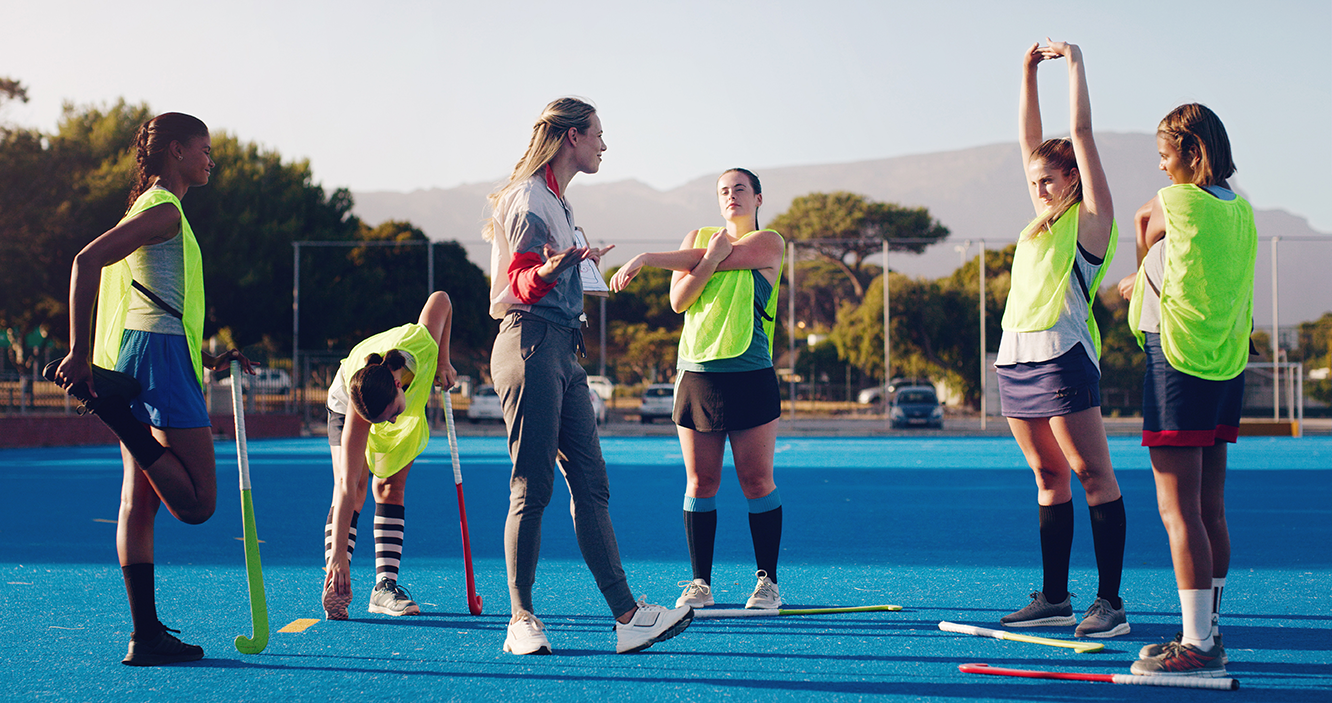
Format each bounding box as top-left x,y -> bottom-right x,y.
508,251 -> 557,304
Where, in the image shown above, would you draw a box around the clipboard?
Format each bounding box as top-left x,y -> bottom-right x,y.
573,226 -> 609,297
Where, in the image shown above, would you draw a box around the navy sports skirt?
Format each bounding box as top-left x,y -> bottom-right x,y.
995,343 -> 1101,419
1141,332 -> 1244,447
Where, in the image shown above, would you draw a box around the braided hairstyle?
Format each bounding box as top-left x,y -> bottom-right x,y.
349,349 -> 407,422
125,112 -> 209,212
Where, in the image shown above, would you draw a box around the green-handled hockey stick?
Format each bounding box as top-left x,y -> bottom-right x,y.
231,361 -> 269,654
692,604 -> 902,619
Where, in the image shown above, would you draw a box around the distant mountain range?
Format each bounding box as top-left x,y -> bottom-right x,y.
353,133 -> 1331,326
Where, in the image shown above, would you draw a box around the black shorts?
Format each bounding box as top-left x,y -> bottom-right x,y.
673,368 -> 781,433
327,408 -> 346,447
1141,332 -> 1244,447
995,343 -> 1101,419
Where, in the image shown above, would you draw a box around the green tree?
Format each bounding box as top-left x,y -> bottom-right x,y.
769,191 -> 949,300
1295,312 -> 1332,403
829,245 -> 1011,407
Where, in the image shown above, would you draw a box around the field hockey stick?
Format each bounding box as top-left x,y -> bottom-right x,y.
230,361 -> 269,654
938,621 -> 1103,653
444,392 -> 483,615
693,604 -> 902,619
959,663 -> 1239,691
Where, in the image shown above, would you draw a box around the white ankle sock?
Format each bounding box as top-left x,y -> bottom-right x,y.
1211,577 -> 1226,635
1179,589 -> 1214,649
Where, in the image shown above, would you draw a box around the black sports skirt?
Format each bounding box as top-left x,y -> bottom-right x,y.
673,367 -> 781,432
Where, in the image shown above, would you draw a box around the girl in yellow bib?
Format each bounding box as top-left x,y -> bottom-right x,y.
49,113 -> 256,666
994,41 -> 1128,638
611,168 -> 786,610
1125,104 -> 1253,679
322,292 -> 456,620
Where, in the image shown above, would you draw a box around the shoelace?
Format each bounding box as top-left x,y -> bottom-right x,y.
677,581 -> 709,596
1084,599 -> 1111,618
513,612 -> 545,635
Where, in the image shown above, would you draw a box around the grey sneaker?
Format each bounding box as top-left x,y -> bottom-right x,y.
744,570 -> 782,609
1075,597 -> 1130,638
676,579 -> 715,608
1131,640 -> 1227,677
1140,632 -> 1227,665
1000,591 -> 1075,627
323,580 -> 351,621
367,578 -> 420,616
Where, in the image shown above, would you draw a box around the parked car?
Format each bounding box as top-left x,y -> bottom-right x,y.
467,384 -> 504,423
589,387 -> 607,425
218,367 -> 292,395
586,375 -> 615,402
889,385 -> 943,429
857,377 -> 932,405
638,383 -> 675,424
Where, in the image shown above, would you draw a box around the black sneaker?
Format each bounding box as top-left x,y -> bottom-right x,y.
122,626 -> 204,666
43,360 -> 142,410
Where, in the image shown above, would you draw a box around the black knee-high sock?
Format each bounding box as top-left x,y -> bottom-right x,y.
1039,501 -> 1074,603
122,563 -> 163,641
324,507 -> 360,567
1088,497 -> 1126,609
748,507 -> 783,583
375,503 -> 405,584
684,509 -> 717,584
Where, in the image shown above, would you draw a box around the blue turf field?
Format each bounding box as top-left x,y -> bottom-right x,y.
2,436 -> 1330,701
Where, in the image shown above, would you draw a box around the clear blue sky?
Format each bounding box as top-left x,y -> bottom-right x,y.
5,0 -> 1330,231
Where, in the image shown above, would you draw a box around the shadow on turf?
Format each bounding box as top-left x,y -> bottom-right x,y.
171,657 -> 1332,701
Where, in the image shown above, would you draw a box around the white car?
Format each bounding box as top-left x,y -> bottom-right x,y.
589,388 -> 607,425
586,375 -> 615,402
466,384 -> 504,423
638,383 -> 675,424
218,367 -> 292,395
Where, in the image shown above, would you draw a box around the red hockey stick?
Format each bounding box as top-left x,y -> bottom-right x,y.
959,663 -> 1238,691
444,393 -> 483,615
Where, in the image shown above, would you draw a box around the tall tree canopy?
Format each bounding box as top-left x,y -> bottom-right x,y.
769,191 -> 949,300
0,93 -> 491,376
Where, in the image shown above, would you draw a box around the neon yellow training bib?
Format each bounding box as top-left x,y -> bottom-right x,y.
677,227 -> 783,363
338,323 -> 440,478
94,188 -> 206,388
1129,185 -> 1256,380
1000,203 -> 1117,356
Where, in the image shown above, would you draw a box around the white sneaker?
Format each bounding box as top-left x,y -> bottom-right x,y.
615,597 -> 693,654
503,610 -> 551,655
744,570 -> 782,609
675,579 -> 714,608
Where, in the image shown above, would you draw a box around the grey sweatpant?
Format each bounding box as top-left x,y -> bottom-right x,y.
490,312 -> 635,617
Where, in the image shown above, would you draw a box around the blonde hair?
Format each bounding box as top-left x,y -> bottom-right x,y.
1158,103 -> 1235,187
1025,138 -> 1082,237
483,97 -> 598,242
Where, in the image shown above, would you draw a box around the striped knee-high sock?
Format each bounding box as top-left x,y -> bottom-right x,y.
375,503 -> 406,584
324,507 -> 359,567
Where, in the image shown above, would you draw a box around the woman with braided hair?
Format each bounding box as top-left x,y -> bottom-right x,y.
48,112 -> 256,665
321,292 -> 456,621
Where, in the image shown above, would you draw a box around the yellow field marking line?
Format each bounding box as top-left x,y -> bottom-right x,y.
278,619 -> 320,633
